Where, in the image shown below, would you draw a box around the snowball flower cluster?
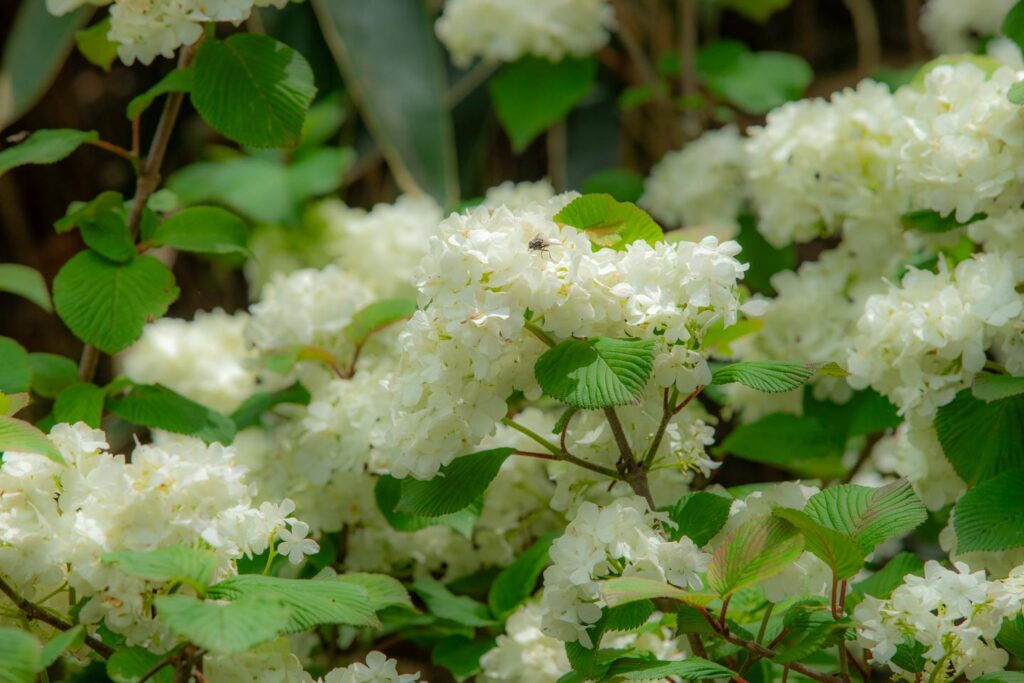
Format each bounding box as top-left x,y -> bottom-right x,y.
481,602 -> 572,682
871,417 -> 965,511
483,180 -> 557,211
855,561 -> 1024,680
540,496 -> 710,646
322,651 -> 421,683
435,0 -> 616,67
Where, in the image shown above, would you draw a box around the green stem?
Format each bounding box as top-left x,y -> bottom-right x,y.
523,321 -> 556,348
756,603 -> 774,644
506,419 -> 620,479
502,417 -> 561,455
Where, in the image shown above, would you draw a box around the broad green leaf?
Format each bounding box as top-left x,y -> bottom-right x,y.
900,208 -> 983,233
107,647 -> 173,683
230,382 -> 310,430
375,475 -> 479,538
488,533 -> 557,618
150,206 -> 249,256
411,577 -> 494,627
998,615 -> 1024,661
0,264 -> 51,312
0,628 -> 40,683
553,194 -> 663,250
53,382 -> 104,427
0,415 -> 63,463
953,469 -> 1024,553
155,594 -> 290,655
1009,81 -> 1024,105
582,169 -> 645,203
79,210 -> 135,263
0,337 -> 30,394
598,576 -> 714,608
973,372 -> 1024,402
168,157 -> 293,224
299,93 -> 346,149
312,0 -> 459,206
711,360 -> 815,393
38,625 -> 84,668
75,18 -> 117,72
490,56 -> 596,152
974,675 -> 1024,683
1004,0 -> 1024,53
707,516 -> 804,599
126,67 -> 193,120
698,43 -> 811,115
935,389 -> 1024,485
106,383 -> 236,445
603,600 -> 655,632
666,491 -> 733,546
535,337 -> 656,409
28,352 -> 78,398
803,480 -> 927,554
102,545 -> 219,592
0,129 -> 97,177
774,508 -> 864,579
718,413 -> 839,465
53,251 -> 179,355
736,212 -> 795,294
846,552 -> 924,613
286,146 -> 354,200
397,447 -> 515,517
605,657 -> 736,681
207,574 -> 377,631
1,393 -> 29,417
54,190 -> 124,234
0,2 -> 91,131
803,388 -> 901,447
345,299 -> 417,347
191,34 -> 316,148
773,602 -> 848,664
432,635 -> 495,680
336,573 -> 414,612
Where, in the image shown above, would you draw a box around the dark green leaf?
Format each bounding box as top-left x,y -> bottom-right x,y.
0,129 -> 97,177
53,382 -> 105,427
953,469 -> 1024,552
935,389 -> 1024,484
582,169 -> 645,203
973,372 -> 1024,402
666,491 -> 733,546
535,337 -> 656,409
432,635 -> 495,680
27,353 -> 78,398
715,0 -> 793,22
126,67 -> 193,120
0,264 -> 52,312
375,475 -> 479,538
604,600 -> 655,632
102,545 -> 219,592
553,194 -> 662,250
54,190 -> 124,233
411,577 -> 494,627
803,480 -> 927,554
1003,0 -> 1024,53
735,212 -> 795,294
230,382 -> 310,430
155,594 -> 290,655
718,413 -> 839,465
707,516 -> 804,599
75,18 -> 117,72
397,447 -> 515,517
488,533 -> 557,618
605,657 -> 736,680
344,298 -> 418,346
106,383 -> 236,444
997,615 -> 1024,661
79,210 -> 135,263
773,603 -> 848,664
0,337 -> 30,394
900,208 -> 984,233
151,206 -> 249,256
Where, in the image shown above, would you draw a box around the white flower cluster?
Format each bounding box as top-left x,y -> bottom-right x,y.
387,195 -> 748,478
0,423 -> 314,645
483,180 -> 556,211
321,651 -> 421,683
855,561 -> 1024,680
540,496 -> 710,646
919,0 -> 1016,54
435,0 -> 616,67
481,602 -> 571,683
872,417 -> 965,511
46,0 -> 292,65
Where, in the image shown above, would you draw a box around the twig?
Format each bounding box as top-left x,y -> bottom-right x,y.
843,0 -> 881,77
840,433 -> 882,485
445,59 -> 500,108
546,120 -> 568,193
85,138 -> 138,164
0,576 -> 114,658
677,0 -> 701,138
604,407 -> 634,467
523,321 -> 557,348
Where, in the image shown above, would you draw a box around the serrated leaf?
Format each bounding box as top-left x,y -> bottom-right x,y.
79,210 -> 135,263
102,545 -> 218,593
53,382 -> 104,427
150,206 -> 249,256
489,56 -> 596,152
126,67 -> 193,120
75,18 -> 116,72
935,389 -> 1024,485
27,353 -> 78,398
0,264 -> 51,312
900,208 -> 983,233
191,34 -> 316,148
397,447 -> 515,517
38,625 -> 84,668
603,600 -> 655,632
711,360 -> 815,393
599,577 -> 714,608
973,372 -> 1024,402
107,647 -> 173,683
155,594 -> 289,655
53,251 -> 179,355
106,383 -> 236,444
553,194 -> 663,250
0,128 -> 97,177
707,516 -> 804,599
773,603 -> 848,665
535,337 -> 656,409
207,574 -> 377,631
773,508 -> 864,579
488,533 -> 557,618
803,480 -> 927,555
230,381 -> 310,430
891,637 -> 928,673
605,657 -> 736,681
0,628 -> 40,683
0,337 -> 30,394
0,415 -> 62,463
336,573 -> 414,612
375,475 -> 479,538
666,491 -> 733,546
344,298 -> 417,346
953,469 -> 1024,553
411,577 -> 494,627
997,615 -> 1024,661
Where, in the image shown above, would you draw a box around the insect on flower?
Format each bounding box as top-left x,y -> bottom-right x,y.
528,236 -> 550,253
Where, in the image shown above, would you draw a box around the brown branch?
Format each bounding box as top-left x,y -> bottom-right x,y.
0,576 -> 114,658
85,138 -> 138,164
677,0 -> 701,138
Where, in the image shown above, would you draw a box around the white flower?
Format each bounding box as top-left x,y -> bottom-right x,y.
480,602 -> 571,682
322,651 -> 420,683
276,520 -> 319,564
919,0 -> 1015,54
484,180 -> 557,211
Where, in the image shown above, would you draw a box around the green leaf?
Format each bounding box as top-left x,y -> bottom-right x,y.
155,594 -> 290,655
803,480 -> 927,555
1004,0 -> 1024,53
846,552 -> 924,613
718,413 -> 839,465
711,360 -> 815,393
773,508 -> 864,579
900,208 -> 984,233
535,337 -> 656,409
344,298 -> 418,346
997,615 -> 1024,661
54,190 -> 124,234
0,628 -> 40,683
28,353 -> 78,398
698,43 -> 811,115
53,382 -> 105,427
553,194 -> 663,250
735,213 -> 795,295
38,625 -> 84,668
106,383 -> 236,445
168,157 -> 293,224
0,128 -> 97,177
126,67 -> 193,120
603,600 -> 655,632
488,533 -> 557,618
1009,81 -> 1024,105
0,415 -> 63,463
312,0 -> 459,206
79,210 -> 135,263
191,34 -> 316,148
335,573 -> 414,612
707,516 -> 804,599
582,169 -> 645,203
973,372 -> 1024,402
432,635 -> 495,680
53,251 -> 179,355
974,675 -> 1024,683
107,647 -> 173,683
411,577 -> 494,627
598,577 -> 714,608
286,146 -> 354,200
605,657 -> 736,681
397,447 -> 515,517
75,18 -> 117,72
953,469 -> 1024,553
666,491 -> 733,546
150,206 -> 249,256
0,264 -> 52,312
0,337 -> 30,394
803,388 -> 902,445
102,545 -> 219,592
715,0 -> 792,22
375,475 -> 480,538
773,602 -> 848,664
935,389 -> 1024,485
230,381 -> 310,430
489,56 -> 596,152
207,574 -> 378,631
